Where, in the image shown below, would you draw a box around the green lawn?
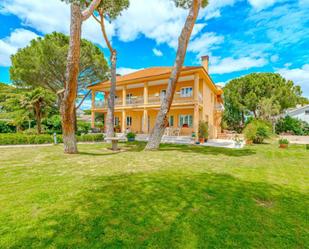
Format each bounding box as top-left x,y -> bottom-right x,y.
0,142 -> 308,249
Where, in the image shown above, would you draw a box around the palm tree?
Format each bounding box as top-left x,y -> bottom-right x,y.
21,88 -> 55,134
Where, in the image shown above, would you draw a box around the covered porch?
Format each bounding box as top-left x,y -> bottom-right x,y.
92,107 -> 199,137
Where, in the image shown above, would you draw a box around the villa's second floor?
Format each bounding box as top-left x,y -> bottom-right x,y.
88,56 -> 223,111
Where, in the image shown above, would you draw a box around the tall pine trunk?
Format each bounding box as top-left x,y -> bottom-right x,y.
61,3 -> 82,154
106,51 -> 117,137
93,14 -> 117,138
145,0 -> 201,150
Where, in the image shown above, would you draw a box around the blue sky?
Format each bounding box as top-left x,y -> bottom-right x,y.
0,0 -> 308,97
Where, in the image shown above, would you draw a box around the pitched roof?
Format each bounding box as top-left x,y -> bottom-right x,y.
90,66 -> 201,87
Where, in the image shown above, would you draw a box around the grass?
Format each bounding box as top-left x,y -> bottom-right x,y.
0,142 -> 308,248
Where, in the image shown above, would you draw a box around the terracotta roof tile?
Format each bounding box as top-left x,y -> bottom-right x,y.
91,66 -> 202,87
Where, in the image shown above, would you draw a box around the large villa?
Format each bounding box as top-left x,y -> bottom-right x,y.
88,56 -> 224,139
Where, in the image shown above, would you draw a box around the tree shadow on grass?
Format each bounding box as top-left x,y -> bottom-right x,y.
5,172 -> 308,249
158,143 -> 256,157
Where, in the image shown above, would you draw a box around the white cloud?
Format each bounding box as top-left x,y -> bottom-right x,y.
0,0 -> 114,47
0,29 -> 39,66
188,32 -> 224,57
270,54 -> 279,63
247,0 -> 277,10
152,48 -> 163,57
117,67 -> 143,76
114,0 -> 188,48
277,64 -> 309,97
211,57 -> 268,74
201,0 -> 237,20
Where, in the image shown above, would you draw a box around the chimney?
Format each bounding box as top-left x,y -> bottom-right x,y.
201,55 -> 209,72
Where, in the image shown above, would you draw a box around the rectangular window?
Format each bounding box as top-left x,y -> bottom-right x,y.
160,89 -> 166,100
169,116 -> 174,127
126,93 -> 133,104
178,115 -> 193,128
126,116 -> 132,126
114,117 -> 119,126
181,87 -> 193,97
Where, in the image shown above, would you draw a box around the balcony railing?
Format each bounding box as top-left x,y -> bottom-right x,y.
94,94 -> 201,109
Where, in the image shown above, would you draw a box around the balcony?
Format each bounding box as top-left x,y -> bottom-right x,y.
94,94 -> 201,109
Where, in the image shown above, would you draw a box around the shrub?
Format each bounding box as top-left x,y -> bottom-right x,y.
0,121 -> 16,133
77,134 -> 104,142
0,133 -> 103,145
279,138 -> 289,145
42,115 -> 62,134
126,132 -> 136,139
198,121 -> 208,138
275,116 -> 309,135
243,120 -> 271,144
77,121 -> 91,135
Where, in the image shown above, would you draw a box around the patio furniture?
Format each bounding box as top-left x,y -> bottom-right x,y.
105,137 -> 121,151
171,128 -> 181,136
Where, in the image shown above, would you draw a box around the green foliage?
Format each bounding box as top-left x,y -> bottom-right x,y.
10,32 -> 108,93
0,121 -> 16,133
173,0 -> 208,8
96,0 -> 129,20
243,120 -> 271,144
224,73 -> 304,131
77,121 -> 91,135
198,121 -> 208,138
0,133 -> 103,145
77,133 -> 104,142
126,132 -> 136,139
42,115 -> 62,134
83,110 -> 92,115
278,138 -> 289,145
275,116 -> 309,135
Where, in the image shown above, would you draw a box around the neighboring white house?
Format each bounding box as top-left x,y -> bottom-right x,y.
283,105 -> 309,123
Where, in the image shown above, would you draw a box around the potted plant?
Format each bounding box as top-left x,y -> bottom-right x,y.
114,125 -> 121,133
233,135 -> 243,148
198,121 -> 208,143
126,132 -> 136,142
279,138 -> 289,148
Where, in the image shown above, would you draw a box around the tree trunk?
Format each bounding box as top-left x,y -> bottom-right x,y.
61,3 -> 82,154
145,0 -> 201,150
92,13 -> 117,138
106,50 -> 117,138
34,103 -> 42,134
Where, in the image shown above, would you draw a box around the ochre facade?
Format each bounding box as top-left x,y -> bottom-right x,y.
88,58 -> 224,139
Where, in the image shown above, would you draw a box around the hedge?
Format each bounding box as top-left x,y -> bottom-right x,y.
0,133 -> 104,145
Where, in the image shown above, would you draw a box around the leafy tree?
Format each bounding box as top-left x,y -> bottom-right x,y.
223,73 -> 304,131
0,86 -> 57,133
92,0 -> 129,138
20,88 -> 56,134
10,32 -> 108,104
146,0 -> 208,150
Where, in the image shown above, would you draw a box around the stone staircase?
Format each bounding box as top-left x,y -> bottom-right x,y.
136,134 -> 194,145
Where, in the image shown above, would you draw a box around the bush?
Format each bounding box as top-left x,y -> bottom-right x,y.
0,133 -> 103,145
243,120 -> 271,144
275,116 -> 309,135
198,121 -> 208,138
77,121 -> 91,135
0,121 -> 16,133
42,115 -> 62,134
126,132 -> 136,139
77,134 -> 104,142
279,138 -> 289,145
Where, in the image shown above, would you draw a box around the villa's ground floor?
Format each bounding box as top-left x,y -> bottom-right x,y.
91,105 -> 222,139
